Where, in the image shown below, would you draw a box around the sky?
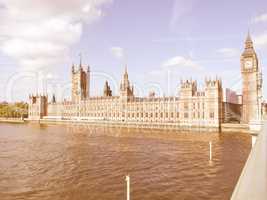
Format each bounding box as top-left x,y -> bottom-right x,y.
0,0 -> 267,102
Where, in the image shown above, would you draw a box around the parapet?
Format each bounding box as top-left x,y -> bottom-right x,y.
180,79 -> 197,89
205,77 -> 222,88
29,94 -> 48,104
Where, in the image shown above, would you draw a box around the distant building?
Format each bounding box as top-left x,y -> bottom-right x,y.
224,88 -> 240,104
237,95 -> 243,105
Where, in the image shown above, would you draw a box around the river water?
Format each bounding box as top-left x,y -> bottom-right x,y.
0,123 -> 251,200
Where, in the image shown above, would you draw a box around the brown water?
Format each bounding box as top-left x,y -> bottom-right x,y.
0,123 -> 251,200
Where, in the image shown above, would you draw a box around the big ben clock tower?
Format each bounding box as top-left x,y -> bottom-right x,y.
241,32 -> 263,127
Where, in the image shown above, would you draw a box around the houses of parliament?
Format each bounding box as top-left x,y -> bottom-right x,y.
28,33 -> 265,131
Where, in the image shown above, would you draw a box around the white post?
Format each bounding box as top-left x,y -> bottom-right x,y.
125,175 -> 130,200
209,141 -> 212,161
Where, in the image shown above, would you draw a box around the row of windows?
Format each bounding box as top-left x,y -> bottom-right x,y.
50,101 -> 212,112
63,105 -> 180,111
184,102 -> 206,109
61,112 -> 216,119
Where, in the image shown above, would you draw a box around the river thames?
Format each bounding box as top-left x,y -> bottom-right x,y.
0,123 -> 251,200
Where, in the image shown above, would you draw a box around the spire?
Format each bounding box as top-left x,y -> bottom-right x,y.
52,94 -> 56,103
246,29 -> 252,42
124,65 -> 128,75
104,81 -> 107,91
104,80 -> 112,97
123,65 -> 129,81
72,64 -> 75,73
245,30 -> 253,49
79,53 -> 82,69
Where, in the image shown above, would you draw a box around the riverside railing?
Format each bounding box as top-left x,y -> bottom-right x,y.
231,121 -> 267,200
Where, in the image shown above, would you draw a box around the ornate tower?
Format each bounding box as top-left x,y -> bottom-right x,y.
71,60 -> 90,102
28,94 -> 48,120
120,66 -> 134,100
86,66 -> 90,98
103,81 -> 112,97
205,78 -> 224,127
241,32 -> 263,124
179,79 -> 197,98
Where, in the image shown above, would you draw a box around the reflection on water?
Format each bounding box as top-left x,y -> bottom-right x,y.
0,123 -> 251,200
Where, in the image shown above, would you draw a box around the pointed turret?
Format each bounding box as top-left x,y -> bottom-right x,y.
72,64 -> 75,73
52,94 -> 56,103
242,31 -> 256,57
86,65 -> 90,98
125,65 -> 128,74
245,30 -> 254,49
120,65 -> 134,99
123,65 -> 128,80
103,80 -> 112,97
104,80 -> 108,88
246,30 -> 251,40
121,65 -> 130,90
79,53 -> 82,70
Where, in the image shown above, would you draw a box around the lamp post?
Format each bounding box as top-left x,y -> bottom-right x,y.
125,175 -> 130,200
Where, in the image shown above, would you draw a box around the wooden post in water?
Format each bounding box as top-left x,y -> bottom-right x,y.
209,141 -> 212,161
125,175 -> 130,200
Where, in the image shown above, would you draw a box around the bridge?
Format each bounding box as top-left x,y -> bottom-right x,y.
231,121 -> 267,200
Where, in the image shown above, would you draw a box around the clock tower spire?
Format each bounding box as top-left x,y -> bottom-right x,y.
241,32 -> 263,127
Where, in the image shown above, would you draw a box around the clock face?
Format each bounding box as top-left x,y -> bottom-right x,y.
245,60 -> 253,69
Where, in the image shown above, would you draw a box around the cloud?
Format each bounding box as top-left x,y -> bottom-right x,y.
0,0 -> 112,71
217,48 -> 239,57
252,13 -> 267,23
162,56 -> 200,69
145,56 -> 202,84
110,47 -> 125,59
254,32 -> 267,48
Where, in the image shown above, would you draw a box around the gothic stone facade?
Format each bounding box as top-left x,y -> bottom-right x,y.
71,64 -> 90,102
240,33 -> 263,124
28,33 -> 264,129
29,66 -> 223,129
28,95 -> 48,120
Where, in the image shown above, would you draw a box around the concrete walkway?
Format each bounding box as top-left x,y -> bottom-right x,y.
231,121 -> 267,200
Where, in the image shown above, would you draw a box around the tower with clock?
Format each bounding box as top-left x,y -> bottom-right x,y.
240,32 -> 263,127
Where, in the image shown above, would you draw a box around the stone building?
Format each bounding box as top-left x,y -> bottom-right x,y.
29,65 -> 223,130
71,61 -> 90,102
28,33 -> 264,131
28,94 -> 48,120
240,32 -> 263,128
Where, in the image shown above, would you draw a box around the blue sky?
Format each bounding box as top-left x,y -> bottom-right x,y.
0,0 -> 266,102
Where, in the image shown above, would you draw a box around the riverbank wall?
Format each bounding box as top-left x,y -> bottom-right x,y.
38,118 -> 221,132
35,118 -> 253,133
21,118 -> 253,133
0,118 -> 25,124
